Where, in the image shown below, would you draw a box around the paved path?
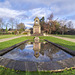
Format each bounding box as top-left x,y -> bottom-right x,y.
0,35 -> 26,42
49,35 -> 75,43
0,35 -> 75,43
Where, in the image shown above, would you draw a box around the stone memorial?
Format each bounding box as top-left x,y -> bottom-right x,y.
33,17 -> 41,35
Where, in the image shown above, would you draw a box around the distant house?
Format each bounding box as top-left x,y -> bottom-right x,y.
21,29 -> 31,35
8,29 -> 16,33
8,28 -> 19,34
25,29 -> 31,33
2,29 -> 6,33
65,29 -> 75,35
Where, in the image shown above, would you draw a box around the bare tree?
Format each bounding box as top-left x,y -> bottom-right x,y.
47,13 -> 54,34
17,23 -> 25,32
9,18 -> 15,30
59,19 -> 67,35
47,13 -> 53,20
0,18 -> 4,32
47,13 -> 60,34
67,21 -> 73,30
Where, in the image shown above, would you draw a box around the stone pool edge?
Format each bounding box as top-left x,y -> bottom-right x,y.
45,40 -> 75,56
0,40 -> 29,56
0,56 -> 75,72
0,39 -> 75,72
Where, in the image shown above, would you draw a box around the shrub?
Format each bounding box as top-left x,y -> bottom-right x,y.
19,31 -> 21,34
14,30 -> 18,35
12,32 -> 14,34
23,32 -> 28,35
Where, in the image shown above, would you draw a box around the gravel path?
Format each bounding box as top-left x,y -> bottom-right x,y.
49,35 -> 75,43
0,35 -> 26,42
0,35 -> 75,43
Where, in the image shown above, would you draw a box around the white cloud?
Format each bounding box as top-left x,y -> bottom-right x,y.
7,0 -> 60,6
2,0 -> 75,16
24,21 -> 34,28
28,8 -> 52,19
0,8 -> 26,18
0,0 -> 75,28
0,1 -> 11,8
25,24 -> 33,28
0,7 -> 50,19
71,20 -> 75,28
50,0 -> 75,16
0,7 -> 51,20
25,22 -> 34,24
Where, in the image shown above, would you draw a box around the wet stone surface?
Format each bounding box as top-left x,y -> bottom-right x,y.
0,55 -> 75,71
25,62 -> 37,71
37,62 -> 64,71
0,58 -> 11,67
5,59 -> 16,69
58,57 -> 75,68
14,61 -> 26,71
0,41 -> 74,71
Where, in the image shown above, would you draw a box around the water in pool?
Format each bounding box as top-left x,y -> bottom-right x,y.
3,41 -> 73,62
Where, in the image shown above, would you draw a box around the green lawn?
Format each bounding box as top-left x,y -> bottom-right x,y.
39,36 -> 75,51
0,36 -> 34,50
0,35 -> 21,39
0,36 -> 75,75
0,66 -> 75,75
54,35 -> 75,39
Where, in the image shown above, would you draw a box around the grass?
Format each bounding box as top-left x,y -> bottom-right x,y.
39,36 -> 75,51
0,36 -> 75,75
0,35 -> 21,39
54,35 -> 75,39
0,36 -> 34,50
0,66 -> 75,75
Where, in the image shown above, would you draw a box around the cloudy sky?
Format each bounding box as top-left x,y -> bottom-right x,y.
0,0 -> 75,28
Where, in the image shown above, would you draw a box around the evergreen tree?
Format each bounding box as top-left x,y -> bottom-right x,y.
6,25 -> 8,33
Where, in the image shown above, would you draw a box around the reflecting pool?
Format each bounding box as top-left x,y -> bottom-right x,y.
3,41 -> 73,62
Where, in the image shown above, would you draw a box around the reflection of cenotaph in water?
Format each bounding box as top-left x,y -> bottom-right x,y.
18,40 -> 60,59
33,42 -> 41,58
